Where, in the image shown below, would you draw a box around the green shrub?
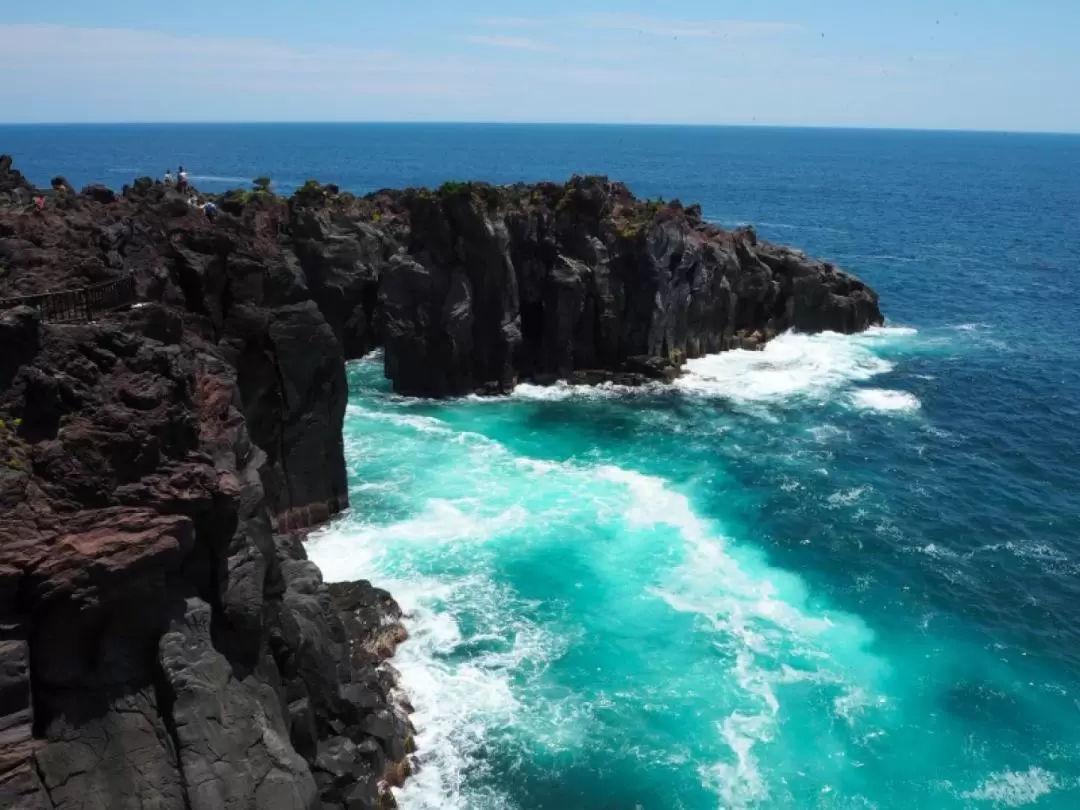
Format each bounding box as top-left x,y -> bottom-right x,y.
476,184 -> 502,211
292,180 -> 327,207
554,189 -> 577,215
433,181 -> 501,211
437,180 -> 472,198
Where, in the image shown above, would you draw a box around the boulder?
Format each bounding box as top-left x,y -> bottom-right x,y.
159,597 -> 319,810
82,184 -> 117,204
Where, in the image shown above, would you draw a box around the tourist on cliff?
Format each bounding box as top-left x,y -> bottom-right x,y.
177,166 -> 189,191
164,169 -> 174,186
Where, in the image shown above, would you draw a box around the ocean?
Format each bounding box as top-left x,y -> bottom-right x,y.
5,123 -> 1080,809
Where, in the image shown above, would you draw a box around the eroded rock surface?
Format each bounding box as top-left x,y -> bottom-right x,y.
0,160 -> 411,810
378,177 -> 882,395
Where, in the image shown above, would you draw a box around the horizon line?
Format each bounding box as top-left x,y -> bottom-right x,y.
0,120 -> 1078,137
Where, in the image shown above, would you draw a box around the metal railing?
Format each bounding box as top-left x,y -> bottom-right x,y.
0,273 -> 136,323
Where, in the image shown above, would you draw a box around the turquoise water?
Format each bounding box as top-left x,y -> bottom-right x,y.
311,328 -> 1076,809
8,124 -> 1080,808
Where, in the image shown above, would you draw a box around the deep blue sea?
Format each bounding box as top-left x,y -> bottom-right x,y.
5,124 -> 1080,809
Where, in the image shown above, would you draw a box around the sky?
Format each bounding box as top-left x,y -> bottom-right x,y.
0,1 -> 1078,131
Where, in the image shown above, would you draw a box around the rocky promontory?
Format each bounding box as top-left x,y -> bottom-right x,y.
377,177 -> 881,396
0,158 -> 412,810
0,155 -> 883,809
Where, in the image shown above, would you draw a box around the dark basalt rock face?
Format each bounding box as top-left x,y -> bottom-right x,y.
0,161 -> 411,810
379,177 -> 883,396
0,156 -> 885,809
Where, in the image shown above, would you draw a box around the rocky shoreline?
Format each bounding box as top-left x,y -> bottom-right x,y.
0,155 -> 882,809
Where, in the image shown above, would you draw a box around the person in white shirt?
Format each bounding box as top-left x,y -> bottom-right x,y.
164,170 -> 174,186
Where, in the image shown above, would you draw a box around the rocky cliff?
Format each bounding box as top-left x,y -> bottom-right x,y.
296,176 -> 883,396
0,159 -> 412,810
0,156 -> 884,809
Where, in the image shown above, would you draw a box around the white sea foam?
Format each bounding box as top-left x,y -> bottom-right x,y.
851,389 -> 922,413
310,500 -> 528,580
827,486 -> 870,508
187,174 -> 257,184
460,327 -> 919,410
348,407 -> 455,434
860,325 -> 919,338
912,543 -> 961,560
499,380 -> 660,402
961,768 -> 1059,806
384,578 -> 527,810
832,686 -> 883,725
310,425 -> 599,810
315,389 -> 892,809
620,467 -> 840,643
355,348 -> 385,364
316,451 -> 873,809
608,466 -> 882,807
307,550 -> 562,810
700,711 -> 773,808
494,382 -> 575,402
675,331 -> 903,407
807,424 -> 849,443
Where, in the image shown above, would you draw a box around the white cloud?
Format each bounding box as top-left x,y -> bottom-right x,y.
0,24 -> 490,122
0,23 -> 652,122
1,21 -> 1073,130
466,35 -> 555,52
0,24 -> 461,90
580,13 -> 799,39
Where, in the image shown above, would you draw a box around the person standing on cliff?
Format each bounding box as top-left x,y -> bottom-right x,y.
177,166 -> 189,192
164,169 -> 174,186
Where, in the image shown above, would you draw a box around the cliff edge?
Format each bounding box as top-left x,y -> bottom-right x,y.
0,159 -> 413,810
375,177 -> 882,395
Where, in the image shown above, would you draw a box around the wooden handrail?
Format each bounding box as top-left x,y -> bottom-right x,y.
0,274 -> 136,323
